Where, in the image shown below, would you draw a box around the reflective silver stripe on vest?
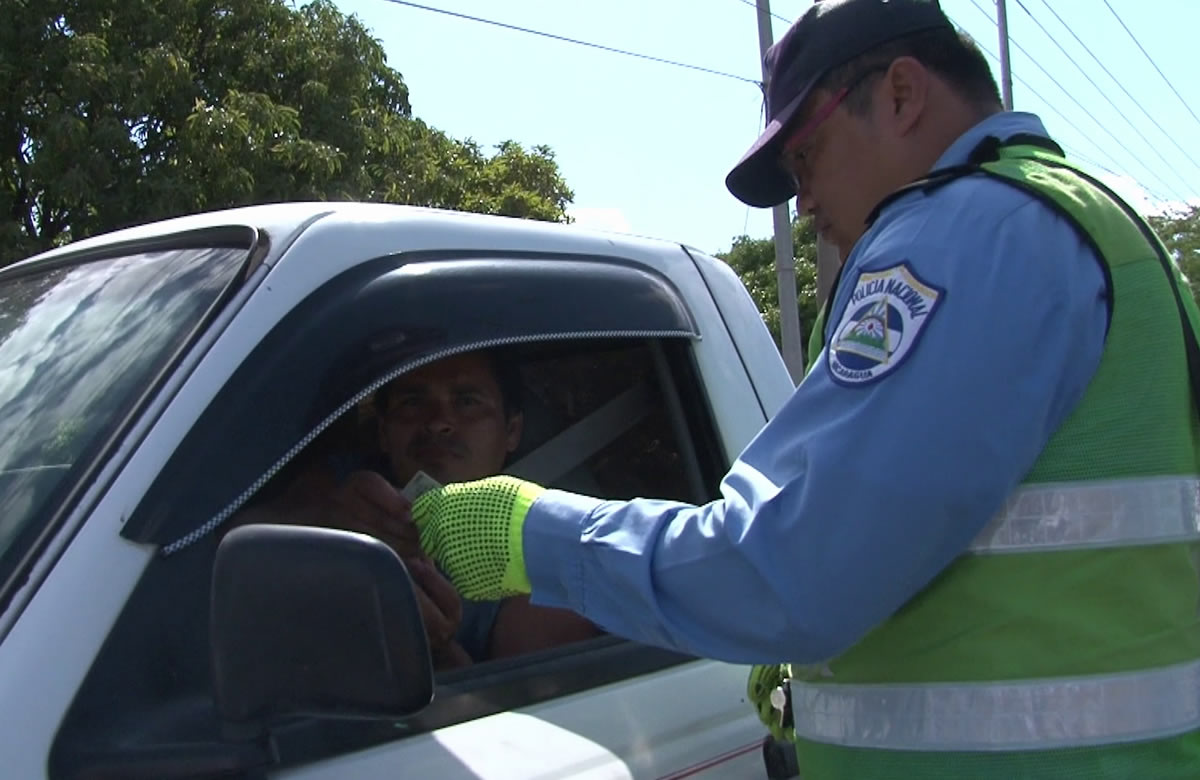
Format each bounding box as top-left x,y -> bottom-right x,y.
789,659 -> 1200,752
969,475 -> 1200,553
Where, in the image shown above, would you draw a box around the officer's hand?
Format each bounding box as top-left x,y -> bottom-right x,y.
327,470 -> 420,559
412,475 -> 546,600
748,664 -> 795,743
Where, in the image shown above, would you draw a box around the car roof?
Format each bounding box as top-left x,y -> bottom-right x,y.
12,202 -> 700,272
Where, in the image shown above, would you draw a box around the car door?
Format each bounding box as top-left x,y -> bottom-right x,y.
43,211 -> 777,779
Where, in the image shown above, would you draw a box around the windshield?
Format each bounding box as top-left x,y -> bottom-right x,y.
0,244 -> 247,585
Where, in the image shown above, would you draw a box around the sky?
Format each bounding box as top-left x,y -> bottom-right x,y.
330,0 -> 1200,256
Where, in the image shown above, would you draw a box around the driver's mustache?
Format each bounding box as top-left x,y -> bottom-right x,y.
409,433 -> 466,457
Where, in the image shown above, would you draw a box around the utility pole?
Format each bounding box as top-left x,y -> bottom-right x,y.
754,0 -> 805,383
997,0 -> 1014,109
815,235 -> 840,312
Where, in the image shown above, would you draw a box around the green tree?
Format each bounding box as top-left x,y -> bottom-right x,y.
717,216 -> 821,348
722,204 -> 1200,349
1149,204 -> 1200,302
0,0 -> 573,266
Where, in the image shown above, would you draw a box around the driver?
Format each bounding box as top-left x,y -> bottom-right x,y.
234,349 -> 600,668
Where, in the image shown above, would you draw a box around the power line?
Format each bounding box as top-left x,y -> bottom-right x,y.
1032,0 -> 1200,172
955,6 -> 1126,175
1059,143 -> 1137,184
1011,0 -> 1194,195
732,0 -> 793,26
1102,0 -> 1200,136
1036,0 -> 1200,178
378,0 -> 761,85
948,6 -> 1173,204
744,96 -> 767,235
963,0 -> 1186,203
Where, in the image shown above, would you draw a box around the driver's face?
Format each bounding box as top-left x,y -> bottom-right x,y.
377,352 -> 522,486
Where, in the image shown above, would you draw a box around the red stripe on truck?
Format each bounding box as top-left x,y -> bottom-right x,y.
655,739 -> 766,779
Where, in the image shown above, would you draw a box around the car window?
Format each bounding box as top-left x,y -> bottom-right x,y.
0,244 -> 247,596
124,251 -> 699,551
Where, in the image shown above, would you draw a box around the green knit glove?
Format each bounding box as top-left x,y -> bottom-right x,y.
412,475 -> 546,601
748,663 -> 795,743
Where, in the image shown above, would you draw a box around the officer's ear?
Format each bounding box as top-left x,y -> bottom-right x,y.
878,56 -> 929,137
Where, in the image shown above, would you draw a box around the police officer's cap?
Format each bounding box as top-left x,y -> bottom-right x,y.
725,0 -> 953,208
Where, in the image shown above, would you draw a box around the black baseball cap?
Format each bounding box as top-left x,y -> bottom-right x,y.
725,0 -> 953,207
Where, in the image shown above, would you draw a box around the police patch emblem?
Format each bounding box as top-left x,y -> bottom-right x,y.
828,262 -> 943,386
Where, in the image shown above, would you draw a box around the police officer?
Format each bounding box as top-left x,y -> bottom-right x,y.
414,0 -> 1200,776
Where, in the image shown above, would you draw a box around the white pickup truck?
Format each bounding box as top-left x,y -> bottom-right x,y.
0,202 -> 801,779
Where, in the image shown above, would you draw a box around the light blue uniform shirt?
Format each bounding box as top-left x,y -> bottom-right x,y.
523,112 -> 1111,665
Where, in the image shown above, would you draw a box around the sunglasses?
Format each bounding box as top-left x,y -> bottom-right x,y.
778,67 -> 887,191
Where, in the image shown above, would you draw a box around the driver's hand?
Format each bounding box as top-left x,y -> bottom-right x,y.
325,470 -> 420,559
407,557 -> 463,651
433,641 -> 474,669
325,471 -> 465,650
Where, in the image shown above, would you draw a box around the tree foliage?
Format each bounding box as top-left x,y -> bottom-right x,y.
0,0 -> 573,266
718,205 -> 1200,353
1149,204 -> 1200,301
717,216 -> 821,348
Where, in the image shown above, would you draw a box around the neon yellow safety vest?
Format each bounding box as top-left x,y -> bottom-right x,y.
794,135 -> 1200,779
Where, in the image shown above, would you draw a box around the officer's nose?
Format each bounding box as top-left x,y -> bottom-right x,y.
796,190 -> 817,217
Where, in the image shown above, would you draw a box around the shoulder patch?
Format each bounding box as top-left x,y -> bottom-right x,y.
827,262 -> 944,386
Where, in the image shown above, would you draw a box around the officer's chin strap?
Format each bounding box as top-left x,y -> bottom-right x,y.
980,133 -> 1200,420
862,133 -> 1064,229
964,133 -> 1065,163
822,135 -> 1034,345
1059,155 -> 1200,421
862,132 -> 1200,420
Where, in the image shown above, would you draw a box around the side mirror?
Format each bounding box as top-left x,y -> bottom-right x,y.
210,524 -> 434,726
